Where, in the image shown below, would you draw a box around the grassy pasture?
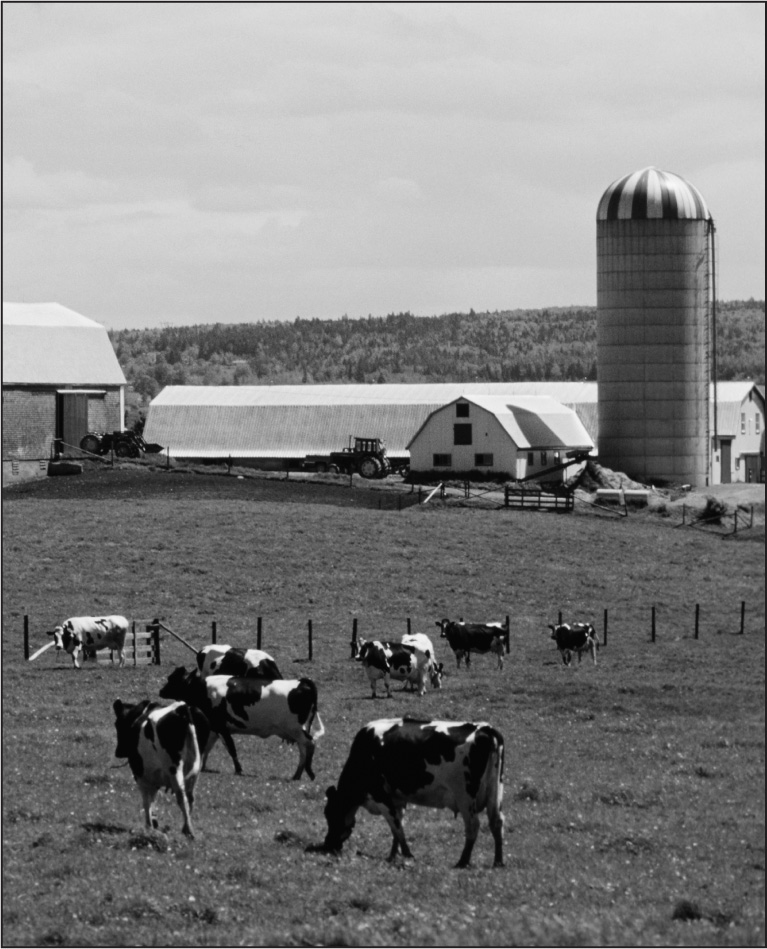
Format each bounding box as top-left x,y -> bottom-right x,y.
2,469 -> 765,947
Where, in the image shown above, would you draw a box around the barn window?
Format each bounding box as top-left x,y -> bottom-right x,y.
474,453 -> 493,467
741,413 -> 746,434
756,415 -> 761,434
433,453 -> 452,467
540,451 -> 548,465
455,402 -> 470,418
527,452 -> 534,466
454,424 -> 472,445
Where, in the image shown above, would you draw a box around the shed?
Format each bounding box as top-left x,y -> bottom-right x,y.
2,303 -> 126,482
407,394 -> 594,480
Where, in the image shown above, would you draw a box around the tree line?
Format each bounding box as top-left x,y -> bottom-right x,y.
110,300 -> 765,406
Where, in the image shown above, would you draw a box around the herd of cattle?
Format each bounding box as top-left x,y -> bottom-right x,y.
43,613 -> 599,867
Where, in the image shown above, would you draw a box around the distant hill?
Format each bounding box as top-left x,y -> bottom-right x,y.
110,301 -> 765,416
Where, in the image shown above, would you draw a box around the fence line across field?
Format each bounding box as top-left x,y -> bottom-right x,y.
21,600 -> 753,664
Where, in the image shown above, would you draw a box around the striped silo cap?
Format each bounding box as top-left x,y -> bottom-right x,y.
597,166 -> 710,221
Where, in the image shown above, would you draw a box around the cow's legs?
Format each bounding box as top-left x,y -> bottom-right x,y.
561,649 -> 572,666
72,645 -> 83,669
200,732 -> 219,771
293,735 -> 316,781
380,805 -> 413,861
487,805 -> 505,868
456,808 -> 481,869
383,673 -> 392,699
118,648 -> 126,668
218,728 -> 243,775
169,772 -> 195,838
140,786 -> 160,831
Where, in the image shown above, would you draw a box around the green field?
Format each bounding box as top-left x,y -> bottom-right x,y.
2,469 -> 764,947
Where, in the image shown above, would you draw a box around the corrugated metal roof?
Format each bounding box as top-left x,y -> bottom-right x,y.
597,166 -> 710,221
151,381 -> 600,407
2,302 -> 126,386
147,403 -> 444,456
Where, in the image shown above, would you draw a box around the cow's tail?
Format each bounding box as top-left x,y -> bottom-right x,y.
480,725 -> 505,811
180,704 -> 203,777
300,678 -> 325,740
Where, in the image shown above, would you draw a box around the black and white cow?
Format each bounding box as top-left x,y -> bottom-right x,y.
159,667 -> 324,779
356,640 -> 443,698
436,619 -> 508,671
112,699 -> 211,838
548,622 -> 598,666
49,615 -> 129,668
308,716 -> 504,868
196,644 -> 282,680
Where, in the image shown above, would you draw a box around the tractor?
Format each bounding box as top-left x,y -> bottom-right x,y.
79,430 -> 163,458
304,437 -> 408,479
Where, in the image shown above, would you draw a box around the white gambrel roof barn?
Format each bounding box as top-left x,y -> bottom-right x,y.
3,303 -> 126,386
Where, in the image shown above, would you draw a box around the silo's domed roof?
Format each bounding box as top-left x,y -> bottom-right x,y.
597,166 -> 710,221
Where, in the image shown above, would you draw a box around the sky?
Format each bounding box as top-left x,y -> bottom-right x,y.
3,3 -> 764,330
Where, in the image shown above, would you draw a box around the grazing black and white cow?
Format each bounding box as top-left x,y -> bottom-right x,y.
436,619 -> 508,671
49,615 -> 129,668
159,667 -> 324,779
308,716 -> 504,868
112,698 -> 211,838
548,622 -> 598,666
196,644 -> 282,680
356,640 -> 443,698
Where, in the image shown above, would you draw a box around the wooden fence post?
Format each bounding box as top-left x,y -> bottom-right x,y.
407,617 -> 412,636
23,615 -> 29,660
350,618 -> 358,658
257,616 -> 262,650
505,615 -> 510,653
308,619 -> 313,661
740,601 -> 745,635
558,610 -> 563,626
603,608 -> 608,648
211,621 -> 217,644
132,621 -> 137,666
148,619 -> 161,665
651,606 -> 656,643
694,604 -> 700,640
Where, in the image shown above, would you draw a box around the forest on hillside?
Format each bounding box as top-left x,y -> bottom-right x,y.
110,301 -> 765,410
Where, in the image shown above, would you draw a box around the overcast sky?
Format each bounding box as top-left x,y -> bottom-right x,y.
3,3 -> 764,330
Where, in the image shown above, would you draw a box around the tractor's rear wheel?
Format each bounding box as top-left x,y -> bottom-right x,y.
359,456 -> 382,479
79,434 -> 102,455
328,464 -> 341,474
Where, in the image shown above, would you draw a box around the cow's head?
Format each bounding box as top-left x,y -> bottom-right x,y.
436,619 -> 450,638
159,665 -> 192,701
429,661 -> 444,690
320,785 -> 356,852
113,699 -> 152,758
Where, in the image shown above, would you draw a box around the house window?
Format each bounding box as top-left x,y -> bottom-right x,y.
540,451 -> 548,465
454,424 -> 472,445
756,415 -> 761,434
527,452 -> 534,466
455,402 -> 470,418
741,413 -> 746,434
433,454 -> 452,467
474,453 -> 493,467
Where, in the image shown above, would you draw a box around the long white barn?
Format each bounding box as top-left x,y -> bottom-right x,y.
144,383 -> 598,470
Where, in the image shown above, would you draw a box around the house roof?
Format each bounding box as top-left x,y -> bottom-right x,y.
2,302 -> 126,386
407,395 -> 594,452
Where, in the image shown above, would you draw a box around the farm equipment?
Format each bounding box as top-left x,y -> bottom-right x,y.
303,436 -> 409,479
79,430 -> 163,458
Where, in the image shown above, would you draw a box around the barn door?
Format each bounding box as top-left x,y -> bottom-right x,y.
57,393 -> 89,453
719,439 -> 732,484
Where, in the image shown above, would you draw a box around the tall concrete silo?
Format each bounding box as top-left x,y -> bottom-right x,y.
596,166 -> 713,486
